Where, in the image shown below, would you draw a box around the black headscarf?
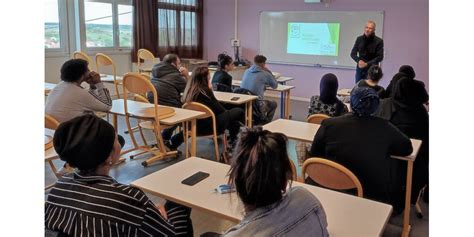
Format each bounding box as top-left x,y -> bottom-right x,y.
399,65 -> 416,80
392,77 -> 426,108
53,115 -> 116,171
350,87 -> 380,116
319,73 -> 339,104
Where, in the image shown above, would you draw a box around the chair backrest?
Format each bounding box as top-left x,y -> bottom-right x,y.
182,102 -> 213,120
45,114 -> 60,130
289,159 -> 297,181
95,53 -> 116,75
302,157 -> 363,197
307,113 -> 331,124
134,94 -> 149,103
137,49 -> 155,71
72,51 -> 93,70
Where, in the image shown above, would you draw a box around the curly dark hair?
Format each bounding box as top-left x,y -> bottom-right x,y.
60,59 -> 89,82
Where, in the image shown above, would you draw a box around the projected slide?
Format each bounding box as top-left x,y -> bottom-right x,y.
287,22 -> 340,56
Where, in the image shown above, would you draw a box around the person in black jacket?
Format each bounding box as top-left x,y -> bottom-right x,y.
384,65 -> 429,103
148,54 -> 190,150
375,77 -> 429,203
350,21 -> 384,83
183,66 -> 244,145
309,87 -> 412,214
211,54 -> 234,92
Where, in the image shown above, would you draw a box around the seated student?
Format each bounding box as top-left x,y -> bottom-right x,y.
211,54 -> 234,92
45,59 -> 112,123
375,77 -> 429,203
296,73 -> 349,165
148,53 -> 190,150
224,127 -> 329,236
309,73 -> 349,117
309,87 -> 413,214
241,55 -> 278,124
354,65 -> 385,97
384,65 -> 429,103
45,115 -> 193,236
182,66 -> 244,145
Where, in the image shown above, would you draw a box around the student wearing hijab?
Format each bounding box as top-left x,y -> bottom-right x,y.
45,115 -> 193,236
309,87 -> 413,214
308,73 -> 349,117
354,65 -> 386,97
384,65 -> 429,102
376,77 -> 429,203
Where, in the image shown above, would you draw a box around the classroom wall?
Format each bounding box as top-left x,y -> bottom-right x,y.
203,0 -> 429,100
45,53 -> 132,96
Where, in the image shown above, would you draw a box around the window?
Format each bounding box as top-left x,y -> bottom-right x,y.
118,4 -> 133,47
81,0 -> 133,50
45,0 -> 68,53
157,0 -> 200,48
45,0 -> 61,48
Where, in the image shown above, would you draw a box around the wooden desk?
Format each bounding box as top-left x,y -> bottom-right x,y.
232,80 -> 295,119
337,88 -> 352,97
132,157 -> 392,237
263,119 -> 422,237
100,74 -> 123,84
45,82 -> 57,95
45,128 -> 58,161
108,99 -> 204,157
213,91 -> 258,127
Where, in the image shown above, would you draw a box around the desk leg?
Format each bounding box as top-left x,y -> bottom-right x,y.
248,101 -> 253,127
191,119 -> 197,157
285,90 -> 291,119
184,122 -> 189,158
402,160 -> 414,237
280,91 -> 285,119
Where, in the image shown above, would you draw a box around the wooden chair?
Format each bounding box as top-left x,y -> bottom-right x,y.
137,49 -> 156,74
95,53 -> 120,98
307,113 -> 331,124
72,51 -> 93,70
122,72 -> 177,167
302,157 -> 363,197
289,159 -> 297,181
45,114 -> 61,190
182,102 -> 228,163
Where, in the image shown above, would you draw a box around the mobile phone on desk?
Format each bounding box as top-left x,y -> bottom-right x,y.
181,171 -> 210,186
230,97 -> 240,101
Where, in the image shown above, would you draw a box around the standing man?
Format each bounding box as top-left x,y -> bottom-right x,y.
350,21 -> 384,83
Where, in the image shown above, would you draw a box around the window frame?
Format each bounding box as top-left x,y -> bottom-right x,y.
45,0 -> 70,57
157,1 -> 199,48
78,0 -> 133,53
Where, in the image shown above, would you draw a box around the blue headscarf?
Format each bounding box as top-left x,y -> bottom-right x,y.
319,73 -> 339,104
350,87 -> 380,116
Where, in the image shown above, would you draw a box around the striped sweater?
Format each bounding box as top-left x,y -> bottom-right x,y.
45,81 -> 112,123
45,172 -> 192,237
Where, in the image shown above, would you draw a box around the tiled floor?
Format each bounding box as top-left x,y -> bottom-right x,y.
45,97 -> 428,236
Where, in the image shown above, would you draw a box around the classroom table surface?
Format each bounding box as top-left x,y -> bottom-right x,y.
109,99 -> 204,125
337,88 -> 352,96
100,74 -> 123,83
131,157 -> 392,237
263,119 -> 421,161
213,91 -> 258,104
232,80 -> 295,91
45,128 -> 58,161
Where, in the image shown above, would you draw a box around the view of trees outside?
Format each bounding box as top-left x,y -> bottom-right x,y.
84,2 -> 132,48
45,0 -> 60,48
118,5 -> 133,47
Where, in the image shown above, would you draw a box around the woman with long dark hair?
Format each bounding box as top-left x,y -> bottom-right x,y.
183,66 -> 244,145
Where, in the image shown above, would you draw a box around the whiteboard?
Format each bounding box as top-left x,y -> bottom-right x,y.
259,11 -> 384,69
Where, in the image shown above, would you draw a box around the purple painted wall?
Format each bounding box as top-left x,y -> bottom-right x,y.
203,0 -> 429,99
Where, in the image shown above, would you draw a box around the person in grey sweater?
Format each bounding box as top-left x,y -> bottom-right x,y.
241,55 -> 278,124
45,59 -> 112,123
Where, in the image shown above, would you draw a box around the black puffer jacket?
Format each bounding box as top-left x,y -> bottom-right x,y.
148,62 -> 187,107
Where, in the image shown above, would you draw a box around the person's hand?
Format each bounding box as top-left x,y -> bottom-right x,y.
358,60 -> 367,68
155,204 -> 168,220
86,71 -> 101,85
179,67 -> 189,77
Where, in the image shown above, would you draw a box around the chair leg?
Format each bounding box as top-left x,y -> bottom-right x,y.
415,185 -> 426,219
47,160 -> 60,179
213,135 -> 220,162
221,134 -> 229,164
